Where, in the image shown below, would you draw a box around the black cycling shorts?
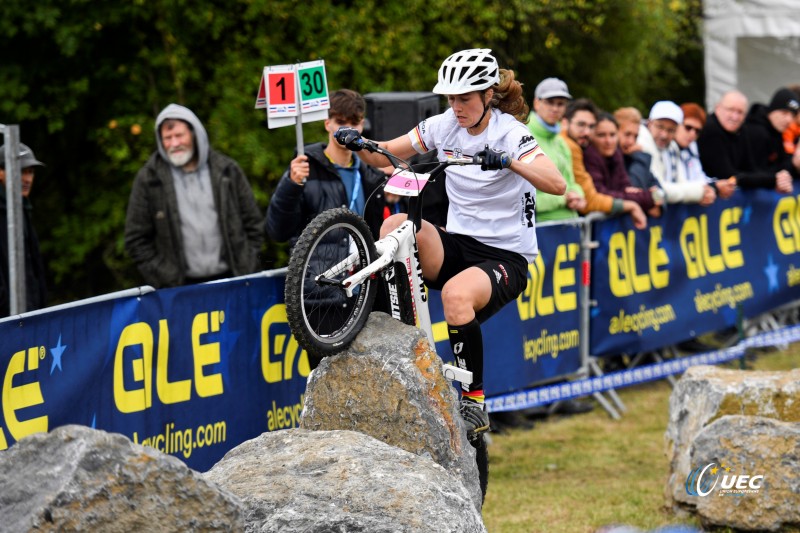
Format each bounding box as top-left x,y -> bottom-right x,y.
426,226 -> 529,324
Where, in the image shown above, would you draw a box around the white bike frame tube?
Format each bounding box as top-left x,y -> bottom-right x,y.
382,222 -> 434,340
319,237 -> 399,297
396,223 -> 471,384
401,231 -> 435,346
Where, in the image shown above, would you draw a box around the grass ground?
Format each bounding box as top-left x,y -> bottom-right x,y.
481,347 -> 799,533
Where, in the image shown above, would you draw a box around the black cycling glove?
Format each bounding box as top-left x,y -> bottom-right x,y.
476,146 -> 511,171
334,127 -> 364,151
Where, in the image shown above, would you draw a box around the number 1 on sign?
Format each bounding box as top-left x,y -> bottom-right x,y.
269,72 -> 296,107
264,65 -> 300,119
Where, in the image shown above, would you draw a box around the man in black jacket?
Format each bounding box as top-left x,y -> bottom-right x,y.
0,143 -> 47,317
266,89 -> 388,245
698,89 -> 795,193
125,104 -> 264,288
741,87 -> 800,186
267,90 -> 391,370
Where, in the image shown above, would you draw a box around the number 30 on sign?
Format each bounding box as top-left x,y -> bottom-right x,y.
256,60 -> 330,129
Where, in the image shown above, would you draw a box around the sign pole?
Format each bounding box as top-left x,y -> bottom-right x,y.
295,63 -> 304,156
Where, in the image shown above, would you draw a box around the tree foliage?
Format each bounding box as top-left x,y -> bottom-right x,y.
0,0 -> 703,304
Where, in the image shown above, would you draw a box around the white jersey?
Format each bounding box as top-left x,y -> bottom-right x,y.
409,108 -> 544,262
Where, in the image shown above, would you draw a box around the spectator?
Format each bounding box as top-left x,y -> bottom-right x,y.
125,103 -> 263,288
0,143 -> 47,317
266,89 -> 388,245
697,90 -> 790,193
266,89 -> 388,370
614,106 -> 660,191
740,86 -> 800,190
782,84 -> 800,155
638,101 -> 711,204
584,112 -> 661,217
527,77 -> 586,221
560,99 -> 647,229
676,103 -> 735,201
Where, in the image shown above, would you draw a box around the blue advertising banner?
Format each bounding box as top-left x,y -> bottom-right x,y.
429,221 -> 584,395
0,275 -> 308,472
590,186 -> 800,356
0,223 -> 586,470
5,187 -> 799,470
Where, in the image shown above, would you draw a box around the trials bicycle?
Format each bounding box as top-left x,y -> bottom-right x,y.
284,135 -> 507,499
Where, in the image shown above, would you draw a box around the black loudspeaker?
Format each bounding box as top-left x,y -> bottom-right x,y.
364,92 -> 441,140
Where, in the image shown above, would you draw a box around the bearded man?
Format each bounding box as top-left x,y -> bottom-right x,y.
125,104 -> 263,287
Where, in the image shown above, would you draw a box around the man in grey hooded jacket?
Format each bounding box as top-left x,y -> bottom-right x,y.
125,104 -> 263,288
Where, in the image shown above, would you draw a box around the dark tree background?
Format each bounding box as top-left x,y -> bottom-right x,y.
0,0 -> 704,305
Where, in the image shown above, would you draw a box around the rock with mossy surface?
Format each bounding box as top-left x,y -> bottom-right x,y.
665,365 -> 800,531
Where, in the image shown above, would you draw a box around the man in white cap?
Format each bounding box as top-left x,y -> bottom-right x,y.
0,143 -> 48,316
637,101 -> 714,204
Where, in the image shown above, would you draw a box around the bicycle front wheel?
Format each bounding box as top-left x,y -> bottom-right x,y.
285,208 -> 378,360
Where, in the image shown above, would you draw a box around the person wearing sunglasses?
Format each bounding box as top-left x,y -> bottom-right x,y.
673,103 -> 729,204
637,101 -> 714,204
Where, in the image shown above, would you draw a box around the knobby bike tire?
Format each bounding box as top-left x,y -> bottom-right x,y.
285,208 -> 378,360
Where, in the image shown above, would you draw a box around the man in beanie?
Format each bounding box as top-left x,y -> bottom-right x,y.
697,90 -> 785,192
125,104 -> 264,288
0,143 -> 48,317
739,86 -> 800,192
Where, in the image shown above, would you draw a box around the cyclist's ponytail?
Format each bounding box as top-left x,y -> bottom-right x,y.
490,69 -> 530,124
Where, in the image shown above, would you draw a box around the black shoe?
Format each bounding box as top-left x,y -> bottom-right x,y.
551,399 -> 594,415
460,399 -> 490,441
713,326 -> 740,346
489,411 -> 535,433
676,338 -> 716,353
601,355 -> 628,373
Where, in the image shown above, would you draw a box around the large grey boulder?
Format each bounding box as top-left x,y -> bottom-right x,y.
687,415 -> 800,531
0,425 -> 243,532
204,428 -> 487,533
665,365 -> 800,530
300,312 -> 482,510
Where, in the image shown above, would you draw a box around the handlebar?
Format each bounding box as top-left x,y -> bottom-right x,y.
333,126 -> 510,173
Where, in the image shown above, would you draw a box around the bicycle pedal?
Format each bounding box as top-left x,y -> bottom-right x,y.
442,363 -> 473,385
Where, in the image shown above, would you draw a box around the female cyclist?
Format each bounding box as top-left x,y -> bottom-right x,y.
335,48 -> 566,440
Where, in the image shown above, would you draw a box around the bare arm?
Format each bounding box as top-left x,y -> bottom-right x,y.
511,155 -> 567,196
353,134 -> 419,168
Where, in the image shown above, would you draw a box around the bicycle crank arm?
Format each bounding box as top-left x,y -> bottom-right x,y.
442,364 -> 473,385
315,276 -> 344,287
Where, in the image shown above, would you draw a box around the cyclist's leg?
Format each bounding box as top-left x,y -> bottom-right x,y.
379,213 -> 407,237
441,267 -> 492,439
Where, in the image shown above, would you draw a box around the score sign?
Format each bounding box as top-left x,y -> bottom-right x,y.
256,60 -> 330,129
269,70 -> 297,112
297,60 -> 329,121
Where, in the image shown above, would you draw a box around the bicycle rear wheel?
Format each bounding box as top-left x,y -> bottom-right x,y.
285,208 -> 378,360
473,434 -> 489,503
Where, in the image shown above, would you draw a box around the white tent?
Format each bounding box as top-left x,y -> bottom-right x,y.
703,0 -> 800,109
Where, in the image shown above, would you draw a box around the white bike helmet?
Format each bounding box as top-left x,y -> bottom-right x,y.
432,49 -> 500,95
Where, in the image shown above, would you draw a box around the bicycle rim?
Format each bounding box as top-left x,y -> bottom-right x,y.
286,209 -> 377,359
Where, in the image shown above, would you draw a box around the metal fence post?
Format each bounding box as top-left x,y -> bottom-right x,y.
581,212 -> 626,419
2,124 -> 26,315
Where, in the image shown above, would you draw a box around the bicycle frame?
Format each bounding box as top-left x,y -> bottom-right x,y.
316,164 -> 473,384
